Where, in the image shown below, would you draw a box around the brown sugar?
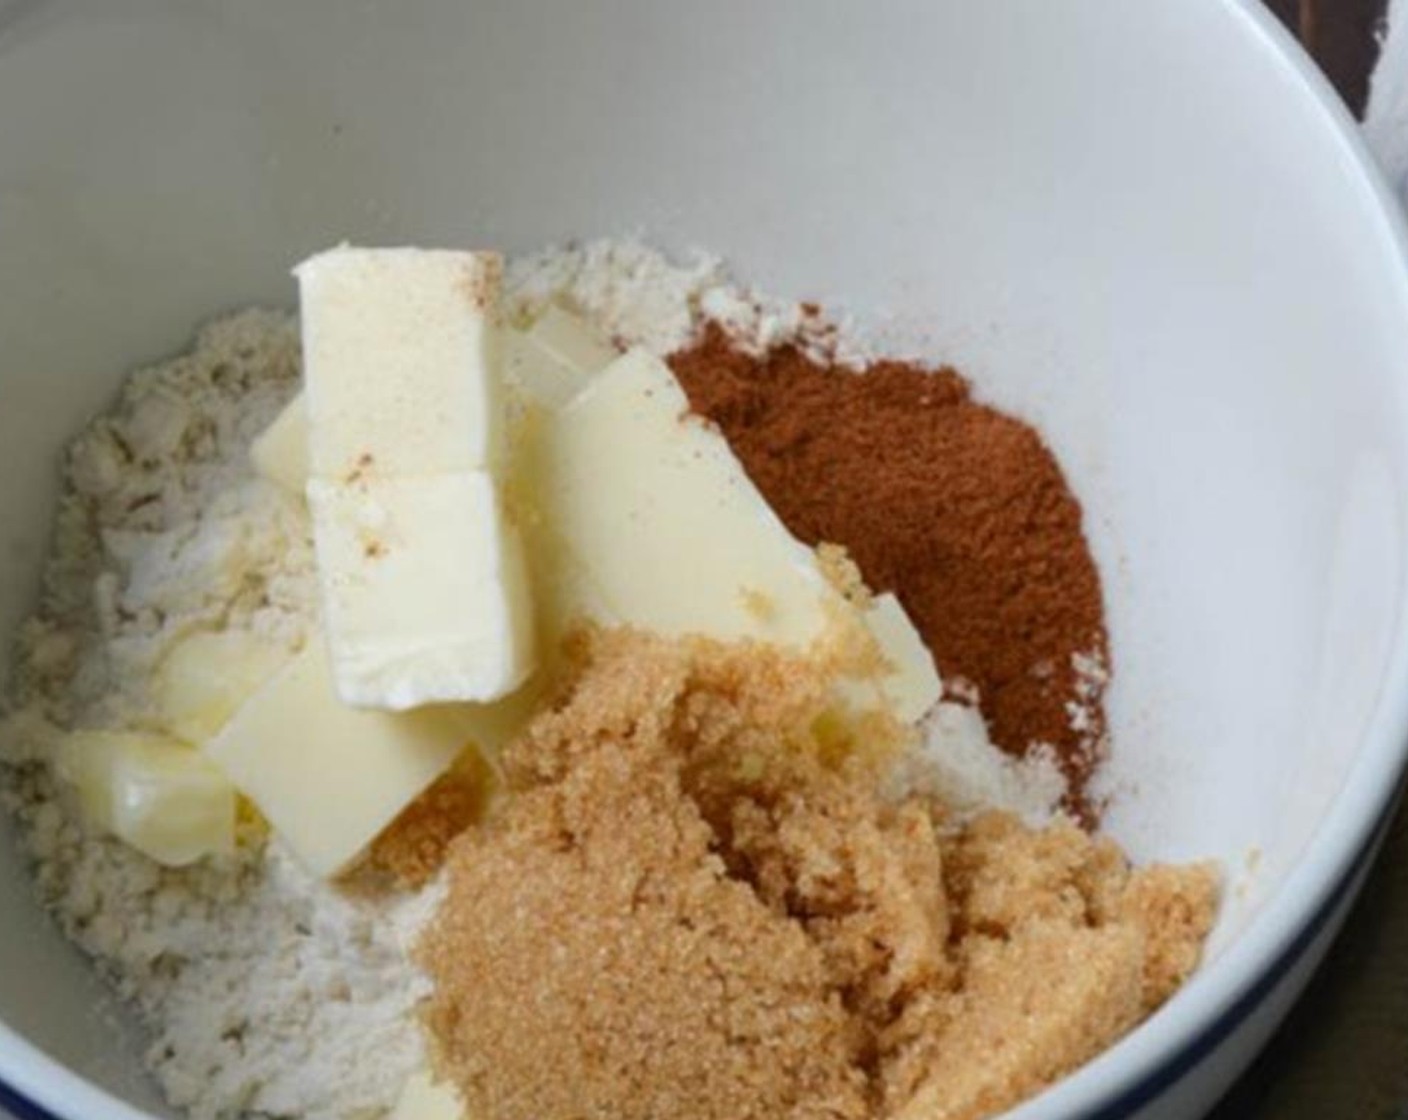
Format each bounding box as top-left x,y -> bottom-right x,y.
363,749 -> 497,887
670,326 -> 1109,816
420,630 -> 873,1120
420,629 -> 1216,1120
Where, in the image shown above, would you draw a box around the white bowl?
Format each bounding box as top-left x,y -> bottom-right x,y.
3,2 -> 1408,1118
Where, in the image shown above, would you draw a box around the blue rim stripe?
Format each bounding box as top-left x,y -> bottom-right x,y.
0,1075 -> 61,1120
0,796 -> 1397,1120
1074,785 -> 1403,1120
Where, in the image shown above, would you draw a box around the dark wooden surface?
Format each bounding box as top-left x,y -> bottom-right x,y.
1264,0 -> 1387,114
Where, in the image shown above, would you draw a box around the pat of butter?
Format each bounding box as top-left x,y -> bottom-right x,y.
296,247 -> 534,708
153,629 -> 291,744
529,304 -> 618,370
307,472 -> 534,710
296,247 -> 504,478
862,593 -> 941,723
528,349 -> 940,720
252,307 -> 616,495
249,396 -> 309,495
389,1072 -> 465,1120
56,731 -> 235,867
503,305 -> 618,409
528,349 -> 835,647
205,642 -> 471,877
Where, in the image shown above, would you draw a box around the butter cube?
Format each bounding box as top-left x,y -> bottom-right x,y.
249,396 -> 309,495
440,673 -> 546,765
56,730 -> 235,866
153,629 -> 291,744
297,246 -> 534,709
503,306 -> 617,408
523,530 -> 620,652
205,642 -> 472,877
525,349 -> 940,722
864,593 -> 941,722
248,307 -> 614,492
389,1073 -> 465,1120
308,472 -> 534,709
528,349 -> 834,647
296,247 -> 504,478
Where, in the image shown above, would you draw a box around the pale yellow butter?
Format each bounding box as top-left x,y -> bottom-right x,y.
296,247 -> 534,708
296,247 -> 504,478
249,396 -> 309,495
153,629 -> 291,744
307,472 -> 534,710
527,348 -> 940,719
527,349 -> 835,647
56,730 -> 236,867
204,642 -> 470,877
503,305 -> 618,408
389,1072 -> 465,1120
860,593 -> 941,722
529,304 -> 618,371
252,307 -> 616,494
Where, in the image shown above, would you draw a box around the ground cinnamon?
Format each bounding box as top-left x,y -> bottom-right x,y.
670,325 -> 1108,815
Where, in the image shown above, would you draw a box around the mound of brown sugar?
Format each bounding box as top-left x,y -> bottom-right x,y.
670,326 -> 1109,815
420,630 -> 1215,1120
362,748 -> 496,887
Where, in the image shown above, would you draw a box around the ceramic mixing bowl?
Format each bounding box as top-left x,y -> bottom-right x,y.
2,2 -> 1408,1117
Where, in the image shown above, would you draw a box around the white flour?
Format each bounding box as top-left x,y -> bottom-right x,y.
0,239 -> 1064,1120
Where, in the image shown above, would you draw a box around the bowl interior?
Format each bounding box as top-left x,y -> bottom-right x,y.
2,2 -> 1408,1117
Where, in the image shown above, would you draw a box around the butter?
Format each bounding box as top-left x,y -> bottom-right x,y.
255,281 -> 933,720
861,593 -> 942,722
204,642 -> 471,877
307,472 -> 533,710
153,629 -> 291,744
527,349 -> 836,647
252,306 -> 616,494
296,247 -> 534,708
296,247 -> 505,478
389,1072 -> 465,1120
525,348 -> 941,722
56,730 -> 235,867
503,305 -> 618,408
529,304 -> 618,371
249,396 -> 308,495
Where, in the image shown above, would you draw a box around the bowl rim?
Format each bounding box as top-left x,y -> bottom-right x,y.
4,1 -> 1408,1119
1003,1 -> 1408,1115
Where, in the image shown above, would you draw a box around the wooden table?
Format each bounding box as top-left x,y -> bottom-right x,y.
1264,0 -> 1386,115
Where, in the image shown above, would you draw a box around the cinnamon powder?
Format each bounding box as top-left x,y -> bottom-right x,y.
670,325 -> 1108,814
